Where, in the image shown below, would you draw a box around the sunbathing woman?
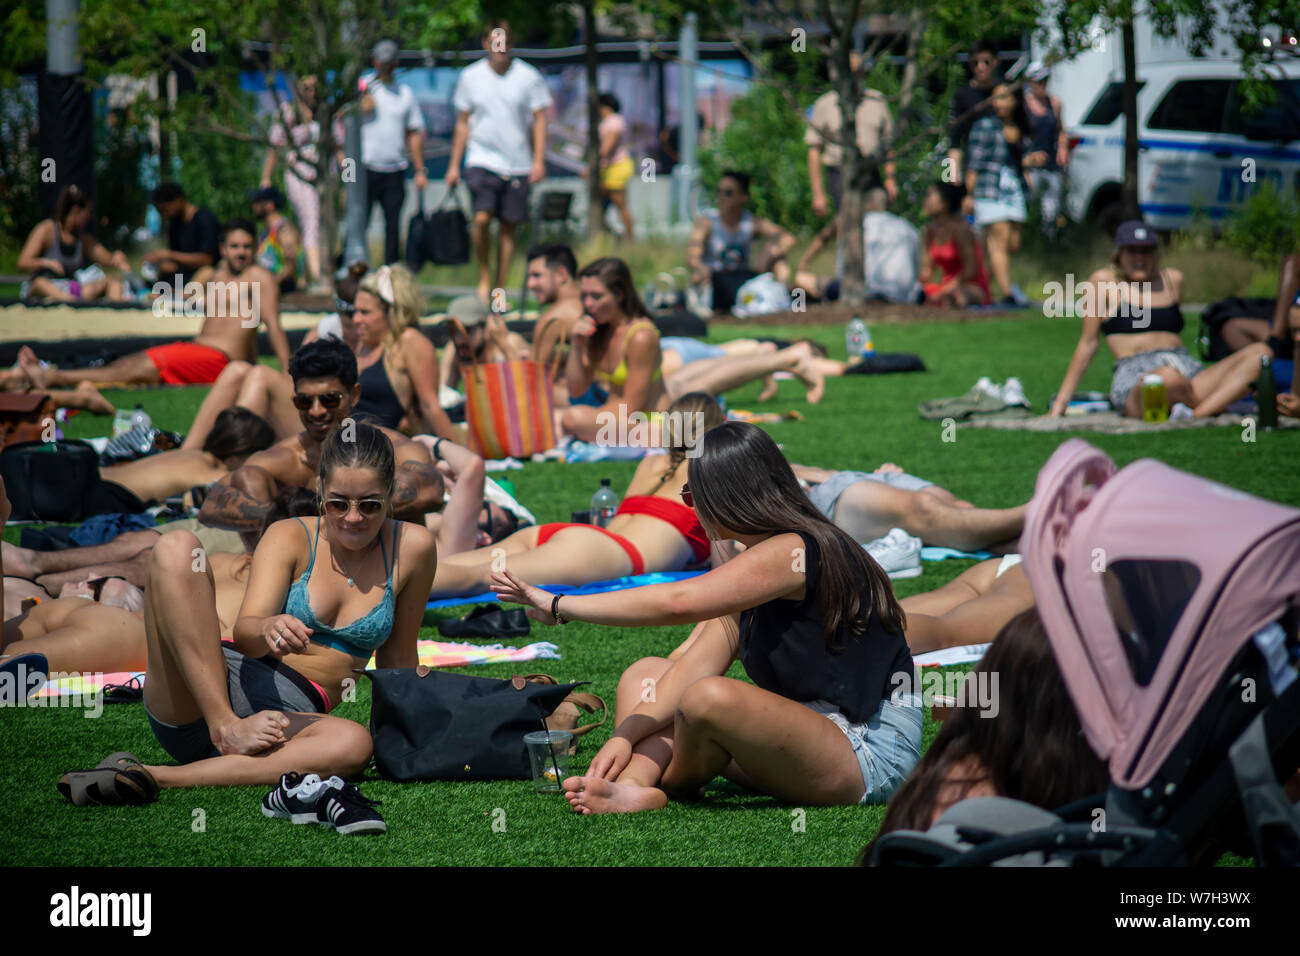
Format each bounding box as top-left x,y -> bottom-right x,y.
103,407 -> 274,506
431,392 -> 724,598
561,258 -> 825,441
863,608 -> 1107,860
57,424 -> 437,803
1048,220 -> 1273,419
492,420 -> 922,814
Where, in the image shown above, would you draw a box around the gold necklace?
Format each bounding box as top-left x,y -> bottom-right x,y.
331,534 -> 379,588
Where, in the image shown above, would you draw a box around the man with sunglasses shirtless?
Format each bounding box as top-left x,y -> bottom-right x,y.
199,339 -> 443,532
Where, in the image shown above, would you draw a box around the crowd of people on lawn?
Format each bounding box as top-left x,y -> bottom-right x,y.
1,24 -> 1297,854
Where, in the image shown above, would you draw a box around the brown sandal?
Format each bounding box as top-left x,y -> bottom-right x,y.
58,753 -> 158,807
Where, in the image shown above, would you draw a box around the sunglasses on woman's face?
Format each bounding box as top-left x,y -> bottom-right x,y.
335,298 -> 357,316
323,496 -> 386,517
292,391 -> 345,411
680,484 -> 694,508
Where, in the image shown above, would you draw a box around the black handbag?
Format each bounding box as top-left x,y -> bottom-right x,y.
1,439 -> 101,522
427,191 -> 470,265
406,193 -> 430,272
366,667 -> 587,781
845,353 -> 928,375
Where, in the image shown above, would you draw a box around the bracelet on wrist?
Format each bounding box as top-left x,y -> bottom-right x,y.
551,593 -> 566,625
432,437 -> 446,460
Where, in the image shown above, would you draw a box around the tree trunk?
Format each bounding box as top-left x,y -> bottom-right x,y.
583,0 -> 602,239
830,36 -> 865,303
1121,17 -> 1140,220
896,8 -> 926,132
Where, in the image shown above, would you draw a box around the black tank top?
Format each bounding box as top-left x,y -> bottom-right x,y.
738,530 -> 913,724
1101,302 -> 1185,336
353,356 -> 407,429
1027,99 -> 1061,170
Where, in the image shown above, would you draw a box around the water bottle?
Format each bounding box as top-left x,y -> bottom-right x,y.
129,403 -> 152,432
590,478 -> 619,528
1141,374 -> 1168,423
112,407 -> 135,438
860,324 -> 875,357
1257,354 -> 1278,430
845,317 -> 867,358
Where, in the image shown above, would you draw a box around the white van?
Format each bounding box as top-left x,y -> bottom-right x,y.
1065,60 -> 1300,233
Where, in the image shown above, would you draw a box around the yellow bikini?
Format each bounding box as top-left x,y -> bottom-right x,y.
593,320 -> 663,387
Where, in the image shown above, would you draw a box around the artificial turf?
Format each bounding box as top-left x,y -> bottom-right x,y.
2,311 -> 1294,866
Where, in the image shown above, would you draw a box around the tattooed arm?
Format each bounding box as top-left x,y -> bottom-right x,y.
198,463 -> 280,531
386,434 -> 446,520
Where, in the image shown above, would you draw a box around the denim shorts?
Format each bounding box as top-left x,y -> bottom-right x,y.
808,469 -> 935,521
805,694 -> 923,804
661,336 -> 726,366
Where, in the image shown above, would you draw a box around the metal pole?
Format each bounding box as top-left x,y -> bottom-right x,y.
343,111 -> 367,267
675,13 -> 697,226
47,0 -> 79,75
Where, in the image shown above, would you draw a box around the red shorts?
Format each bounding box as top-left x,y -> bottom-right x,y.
145,342 -> 230,385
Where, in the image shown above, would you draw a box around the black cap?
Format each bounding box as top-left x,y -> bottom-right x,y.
249,186 -> 286,209
1114,220 -> 1157,249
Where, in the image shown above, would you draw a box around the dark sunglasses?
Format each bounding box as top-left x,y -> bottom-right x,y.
680,484 -> 693,508
323,496 -> 386,517
335,298 -> 357,316
292,391 -> 345,411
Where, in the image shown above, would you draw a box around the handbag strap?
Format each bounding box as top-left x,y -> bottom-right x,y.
519,673 -> 608,738
437,188 -> 468,216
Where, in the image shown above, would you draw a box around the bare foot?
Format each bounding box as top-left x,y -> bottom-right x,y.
17,346 -> 37,365
17,351 -> 51,389
562,775 -> 669,815
1,541 -> 42,579
213,710 -> 290,756
756,375 -> 779,403
73,381 -> 115,415
792,356 -> 825,404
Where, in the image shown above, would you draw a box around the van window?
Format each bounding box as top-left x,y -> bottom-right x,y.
1081,81 -> 1142,126
1223,79 -> 1300,135
1147,79 -> 1232,133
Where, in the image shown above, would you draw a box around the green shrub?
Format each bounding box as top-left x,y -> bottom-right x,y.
1222,181 -> 1300,263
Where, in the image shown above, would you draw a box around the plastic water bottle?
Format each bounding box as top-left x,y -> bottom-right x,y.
112,407 -> 135,438
1257,354 -> 1278,430
129,403 -> 152,432
845,317 -> 867,358
860,324 -> 875,357
1141,374 -> 1168,423
590,478 -> 619,528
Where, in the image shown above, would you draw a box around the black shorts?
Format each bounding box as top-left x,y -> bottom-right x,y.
464,166 -> 531,224
145,642 -> 329,764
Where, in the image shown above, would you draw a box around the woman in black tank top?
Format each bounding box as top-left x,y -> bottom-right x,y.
492,422 -> 923,815
17,184 -> 131,302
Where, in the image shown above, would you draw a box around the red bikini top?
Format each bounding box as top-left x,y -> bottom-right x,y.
616,495 -> 711,563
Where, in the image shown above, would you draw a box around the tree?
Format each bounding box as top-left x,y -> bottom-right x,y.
73,0 -> 482,278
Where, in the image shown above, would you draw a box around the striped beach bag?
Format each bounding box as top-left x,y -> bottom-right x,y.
453,319 -> 558,460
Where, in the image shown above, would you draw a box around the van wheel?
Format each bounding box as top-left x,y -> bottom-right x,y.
1091,201 -> 1125,238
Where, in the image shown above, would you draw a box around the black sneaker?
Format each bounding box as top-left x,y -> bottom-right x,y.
317,782 -> 386,835
437,604 -> 531,638
262,772 -> 342,824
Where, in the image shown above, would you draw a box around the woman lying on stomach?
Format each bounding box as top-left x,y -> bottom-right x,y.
491,420 -> 922,814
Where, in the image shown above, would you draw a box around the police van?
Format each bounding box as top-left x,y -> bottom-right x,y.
1035,11 -> 1300,233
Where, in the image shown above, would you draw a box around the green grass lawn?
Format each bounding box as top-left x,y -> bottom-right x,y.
2,312 -> 1295,867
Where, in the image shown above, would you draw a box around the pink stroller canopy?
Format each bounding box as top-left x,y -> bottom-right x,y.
1021,439 -> 1300,790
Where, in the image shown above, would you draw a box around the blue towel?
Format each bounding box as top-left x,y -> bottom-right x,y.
428,570 -> 706,609
70,512 -> 157,546
920,546 -> 994,562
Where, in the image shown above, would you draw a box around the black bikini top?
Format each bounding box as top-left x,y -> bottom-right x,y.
1100,272 -> 1184,336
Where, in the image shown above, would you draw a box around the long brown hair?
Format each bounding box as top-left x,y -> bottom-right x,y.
650,391 -> 727,493
863,608 -> 1107,860
687,421 -> 905,648
578,257 -> 650,320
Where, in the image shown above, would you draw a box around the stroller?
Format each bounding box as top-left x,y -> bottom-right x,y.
872,439 -> 1300,866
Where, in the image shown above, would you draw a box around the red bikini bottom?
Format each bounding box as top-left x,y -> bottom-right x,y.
534,523 -> 645,575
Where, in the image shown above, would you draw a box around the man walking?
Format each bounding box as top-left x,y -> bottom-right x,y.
805,52 -> 896,219
361,39 -> 427,265
445,20 -> 553,303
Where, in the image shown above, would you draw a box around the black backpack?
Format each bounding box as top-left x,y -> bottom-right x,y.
2,439 -> 101,522
427,191 -> 470,265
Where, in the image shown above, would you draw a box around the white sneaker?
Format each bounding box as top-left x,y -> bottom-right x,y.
1002,377 -> 1030,408
974,376 -> 1004,402
1170,402 -> 1195,421
865,528 -> 923,580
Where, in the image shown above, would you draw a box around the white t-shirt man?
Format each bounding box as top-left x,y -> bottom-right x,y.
362,75 -> 426,172
452,58 -> 553,177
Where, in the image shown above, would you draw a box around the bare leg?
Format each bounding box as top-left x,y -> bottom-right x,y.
44,382 -> 116,416
21,349 -> 160,388
181,361 -> 254,450
496,222 -> 516,300
0,602 -> 145,673
668,344 -> 824,403
473,211 -> 494,302
430,526 -> 640,597
903,564 -> 1033,654
4,532 -> 157,579
899,558 -> 1003,618
832,480 -> 1025,552
1221,317 -> 1270,353
36,554 -> 152,594
985,221 -> 1012,299
609,190 -> 634,240
235,364 -> 300,438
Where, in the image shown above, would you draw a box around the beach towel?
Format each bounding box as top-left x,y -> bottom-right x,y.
428,569 -> 707,610
920,546 -> 995,562
913,642 -> 990,668
960,410 -> 1300,434
33,640 -> 561,699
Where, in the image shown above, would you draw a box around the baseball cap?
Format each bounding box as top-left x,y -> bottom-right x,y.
1114,220 -> 1158,249
1025,61 -> 1050,83
372,40 -> 399,64
447,294 -> 490,327
249,186 -> 286,209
